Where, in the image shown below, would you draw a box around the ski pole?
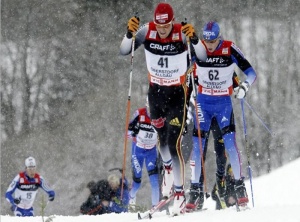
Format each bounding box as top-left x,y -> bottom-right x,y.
121,25 -> 137,200
240,99 -> 254,207
185,24 -> 208,198
86,204 -> 103,215
244,100 -> 274,137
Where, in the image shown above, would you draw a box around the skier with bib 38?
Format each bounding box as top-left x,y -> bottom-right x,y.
127,98 -> 160,210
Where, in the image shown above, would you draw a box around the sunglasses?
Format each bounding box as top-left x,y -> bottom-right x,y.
154,19 -> 173,29
155,23 -> 171,29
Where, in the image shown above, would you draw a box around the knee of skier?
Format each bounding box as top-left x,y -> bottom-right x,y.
148,167 -> 159,176
193,128 -> 209,138
132,175 -> 141,183
221,124 -> 235,136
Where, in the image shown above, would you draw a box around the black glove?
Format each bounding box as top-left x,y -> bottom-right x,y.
13,198 -> 21,205
49,195 -> 55,201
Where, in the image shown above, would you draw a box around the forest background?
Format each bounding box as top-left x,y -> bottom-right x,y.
1,0 -> 299,216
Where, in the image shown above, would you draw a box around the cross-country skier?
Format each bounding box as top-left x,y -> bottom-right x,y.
187,72 -> 241,211
187,21 -> 257,210
127,99 -> 160,210
120,2 -> 207,215
5,157 -> 55,217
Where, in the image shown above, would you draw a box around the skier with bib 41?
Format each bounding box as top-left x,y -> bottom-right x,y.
120,2 -> 207,215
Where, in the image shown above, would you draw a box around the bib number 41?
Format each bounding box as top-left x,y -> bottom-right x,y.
158,57 -> 168,68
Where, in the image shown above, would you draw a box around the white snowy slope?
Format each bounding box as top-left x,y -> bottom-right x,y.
2,158 -> 300,222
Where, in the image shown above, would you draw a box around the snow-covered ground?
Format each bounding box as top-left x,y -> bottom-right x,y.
2,158 -> 300,222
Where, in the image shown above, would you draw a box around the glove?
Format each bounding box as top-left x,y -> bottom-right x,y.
234,81 -> 249,99
49,195 -> 55,201
181,23 -> 195,38
112,196 -> 121,205
13,198 -> 21,205
181,22 -> 198,44
127,16 -> 140,33
181,22 -> 199,44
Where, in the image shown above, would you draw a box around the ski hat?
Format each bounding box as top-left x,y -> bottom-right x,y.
153,2 -> 174,25
202,21 -> 220,41
108,174 -> 120,188
25,156 -> 36,167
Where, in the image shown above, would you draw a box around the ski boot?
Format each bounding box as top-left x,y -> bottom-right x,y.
196,186 -> 205,210
172,190 -> 186,216
186,184 -> 200,212
235,178 -> 249,207
161,165 -> 174,198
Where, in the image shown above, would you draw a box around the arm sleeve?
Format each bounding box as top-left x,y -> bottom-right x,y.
119,24 -> 148,55
40,176 -> 55,197
5,175 -> 19,205
183,34 -> 207,62
128,110 -> 140,137
230,43 -> 257,86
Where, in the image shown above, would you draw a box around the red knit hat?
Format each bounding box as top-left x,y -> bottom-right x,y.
153,2 -> 174,25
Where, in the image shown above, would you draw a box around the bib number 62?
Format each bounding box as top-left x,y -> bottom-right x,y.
208,70 -> 219,80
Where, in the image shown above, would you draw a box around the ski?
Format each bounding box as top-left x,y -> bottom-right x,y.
169,207 -> 208,218
137,196 -> 174,220
186,207 -> 208,213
